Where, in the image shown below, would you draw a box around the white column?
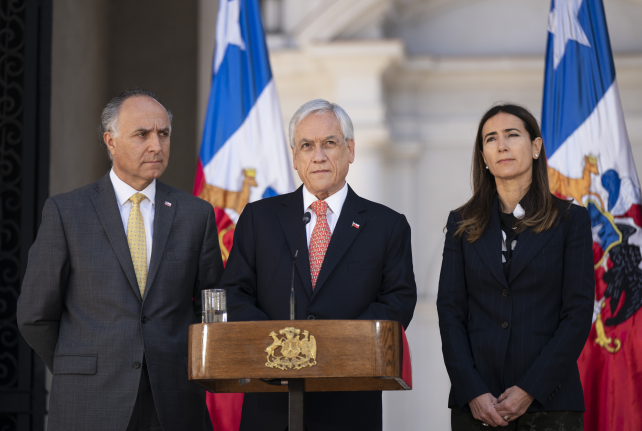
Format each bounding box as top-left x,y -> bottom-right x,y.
306,41 -> 403,203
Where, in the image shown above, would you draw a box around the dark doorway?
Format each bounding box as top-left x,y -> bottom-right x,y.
0,0 -> 52,430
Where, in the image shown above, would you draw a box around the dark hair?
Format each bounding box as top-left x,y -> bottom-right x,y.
99,88 -> 172,160
455,103 -> 565,242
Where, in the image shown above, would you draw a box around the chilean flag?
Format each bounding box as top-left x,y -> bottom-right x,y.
194,0 -> 294,429
542,0 -> 642,429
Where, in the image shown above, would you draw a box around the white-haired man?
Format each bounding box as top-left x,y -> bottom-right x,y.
18,88 -> 223,431
223,99 -> 417,431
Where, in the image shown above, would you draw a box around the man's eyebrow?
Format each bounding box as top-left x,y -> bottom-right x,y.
132,127 -> 170,135
132,128 -> 154,135
297,134 -> 341,144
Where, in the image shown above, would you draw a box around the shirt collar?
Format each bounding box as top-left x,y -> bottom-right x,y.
110,168 -> 156,207
303,182 -> 349,216
513,203 -> 525,219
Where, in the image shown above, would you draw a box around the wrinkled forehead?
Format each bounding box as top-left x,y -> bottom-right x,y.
294,111 -> 343,141
118,96 -> 170,128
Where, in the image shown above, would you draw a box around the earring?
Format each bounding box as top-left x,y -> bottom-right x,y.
486,165 -> 489,169
535,154 -> 539,159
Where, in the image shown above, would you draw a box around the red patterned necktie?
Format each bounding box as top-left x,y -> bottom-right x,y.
309,200 -> 331,289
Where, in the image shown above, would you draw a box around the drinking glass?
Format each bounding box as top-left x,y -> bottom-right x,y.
202,289 -> 227,323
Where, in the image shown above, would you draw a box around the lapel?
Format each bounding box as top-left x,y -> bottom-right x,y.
507,215 -> 558,283
277,187 -> 313,298
144,181 -> 175,300
90,173 -> 141,300
311,186 -> 366,301
471,197 -> 509,289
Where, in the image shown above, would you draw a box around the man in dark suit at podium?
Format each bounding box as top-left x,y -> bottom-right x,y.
223,99 -> 417,431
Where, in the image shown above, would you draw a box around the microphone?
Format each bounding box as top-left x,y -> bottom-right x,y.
291,212 -> 311,320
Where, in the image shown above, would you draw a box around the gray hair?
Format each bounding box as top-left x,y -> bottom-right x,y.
288,99 -> 354,151
99,88 -> 173,161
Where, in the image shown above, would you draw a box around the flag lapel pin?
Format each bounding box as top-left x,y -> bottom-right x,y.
352,222 -> 360,229
165,201 -> 172,207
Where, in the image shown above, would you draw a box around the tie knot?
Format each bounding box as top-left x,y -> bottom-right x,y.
311,200 -> 328,216
130,193 -> 145,205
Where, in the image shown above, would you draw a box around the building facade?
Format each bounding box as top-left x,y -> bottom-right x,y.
240,1 -> 642,429
42,0 -> 642,429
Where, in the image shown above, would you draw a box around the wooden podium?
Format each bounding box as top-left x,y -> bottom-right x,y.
188,320 -> 411,430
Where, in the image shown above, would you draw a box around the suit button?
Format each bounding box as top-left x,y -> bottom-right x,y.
133,361 -> 141,369
141,316 -> 148,323
307,315 -> 315,320
503,289 -> 509,297
502,321 -> 509,329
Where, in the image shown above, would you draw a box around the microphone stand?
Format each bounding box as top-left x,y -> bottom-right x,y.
291,212 -> 311,320
289,211 -> 310,431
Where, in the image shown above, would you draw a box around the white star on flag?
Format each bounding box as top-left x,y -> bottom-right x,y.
213,0 -> 246,74
548,0 -> 591,69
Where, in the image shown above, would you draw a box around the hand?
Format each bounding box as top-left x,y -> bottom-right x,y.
468,393 -> 509,427
494,386 -> 534,422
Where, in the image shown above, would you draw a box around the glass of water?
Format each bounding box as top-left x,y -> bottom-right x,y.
202,289 -> 227,323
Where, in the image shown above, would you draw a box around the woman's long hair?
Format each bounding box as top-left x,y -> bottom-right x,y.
455,104 -> 564,243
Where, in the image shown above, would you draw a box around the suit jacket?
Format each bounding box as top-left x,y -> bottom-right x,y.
223,185 -> 417,431
17,173 -> 224,431
436,198 -> 594,413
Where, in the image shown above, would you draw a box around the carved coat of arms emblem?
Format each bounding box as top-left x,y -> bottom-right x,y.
265,327 -> 317,370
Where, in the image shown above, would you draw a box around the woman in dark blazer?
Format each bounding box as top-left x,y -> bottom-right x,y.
437,104 -> 594,429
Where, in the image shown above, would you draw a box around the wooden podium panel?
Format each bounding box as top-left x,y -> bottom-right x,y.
188,320 -> 410,393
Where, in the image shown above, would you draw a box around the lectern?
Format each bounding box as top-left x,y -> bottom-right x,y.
188,320 -> 411,431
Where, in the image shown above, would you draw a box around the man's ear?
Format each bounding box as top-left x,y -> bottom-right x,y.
104,132 -> 117,157
347,139 -> 355,164
291,145 -> 297,170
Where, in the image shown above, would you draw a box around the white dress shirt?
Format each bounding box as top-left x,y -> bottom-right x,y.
302,182 -> 349,247
110,169 -> 155,269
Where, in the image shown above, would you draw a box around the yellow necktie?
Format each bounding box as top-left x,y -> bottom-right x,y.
127,193 -> 147,298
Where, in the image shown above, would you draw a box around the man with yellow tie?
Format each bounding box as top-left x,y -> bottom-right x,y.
17,88 -> 223,431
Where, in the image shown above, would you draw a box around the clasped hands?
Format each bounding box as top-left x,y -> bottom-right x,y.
469,386 -> 534,427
